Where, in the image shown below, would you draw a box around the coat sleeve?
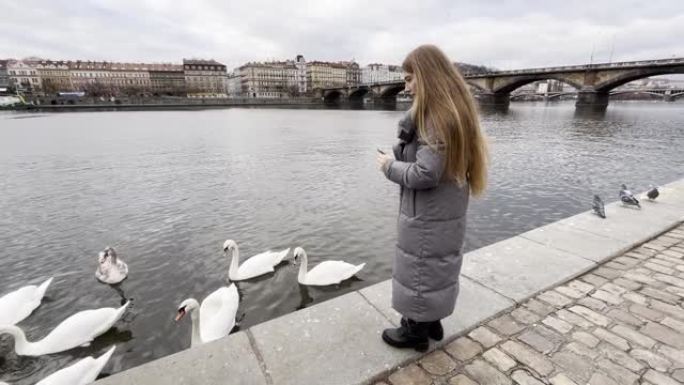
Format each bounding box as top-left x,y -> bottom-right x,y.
384,140 -> 445,190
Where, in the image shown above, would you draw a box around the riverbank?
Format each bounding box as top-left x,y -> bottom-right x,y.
93,178 -> 684,385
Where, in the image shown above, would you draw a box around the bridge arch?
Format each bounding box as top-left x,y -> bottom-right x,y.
672,92 -> 684,100
323,89 -> 344,103
493,75 -> 583,94
595,67 -> 684,92
379,84 -> 405,100
349,86 -> 372,101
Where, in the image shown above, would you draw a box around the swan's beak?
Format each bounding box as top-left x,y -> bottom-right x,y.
175,307 -> 187,322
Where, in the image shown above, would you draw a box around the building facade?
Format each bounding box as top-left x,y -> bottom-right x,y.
67,61 -> 114,95
148,64 -> 185,96
0,60 -> 9,89
295,55 -> 307,95
183,59 -> 228,95
7,60 -> 42,93
307,61 -> 347,90
234,60 -> 297,98
31,60 -> 72,93
361,64 -> 403,85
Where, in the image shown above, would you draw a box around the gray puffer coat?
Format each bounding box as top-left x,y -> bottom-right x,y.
383,112 -> 469,322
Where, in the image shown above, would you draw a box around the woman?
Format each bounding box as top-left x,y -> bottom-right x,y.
376,44 -> 488,352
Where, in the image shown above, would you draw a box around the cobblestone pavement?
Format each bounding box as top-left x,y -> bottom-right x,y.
377,224 -> 684,385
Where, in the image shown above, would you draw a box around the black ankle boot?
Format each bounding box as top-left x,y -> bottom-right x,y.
401,317 -> 444,341
382,318 -> 430,352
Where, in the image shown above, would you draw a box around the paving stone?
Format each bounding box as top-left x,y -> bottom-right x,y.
641,322 -> 684,349
468,326 -> 502,349
597,343 -> 644,371
537,291 -> 573,308
643,242 -> 668,251
523,299 -> 555,317
662,249 -> 684,258
511,370 -> 544,385
644,262 -> 677,275
614,255 -> 641,267
624,251 -> 651,260
658,345 -> 684,369
568,305 -> 611,326
629,304 -> 665,322
593,267 -> 622,279
571,331 -> 599,347
565,342 -> 598,359
662,317 -> 684,333
445,337 -> 484,362
576,297 -> 607,311
600,282 -> 627,295
630,349 -> 672,372
592,328 -> 630,350
605,308 -> 643,327
580,274 -> 608,287
556,309 -> 594,328
567,280 -> 594,295
511,307 -> 541,324
464,360 -> 512,385
420,350 -> 457,376
673,369 -> 684,383
501,341 -> 554,376
611,324 -> 657,348
542,316 -> 573,334
596,358 -> 639,385
650,257 -> 677,267
640,287 -> 681,304
622,272 -> 660,286
448,374 -> 478,385
517,328 -> 558,354
649,299 -> 684,320
488,315 -> 525,336
591,290 -> 623,305
653,273 -> 684,288
389,364 -> 432,385
555,286 -> 585,299
622,291 -> 649,305
587,372 -> 619,385
634,247 -> 659,257
549,373 -> 579,385
642,369 -> 681,385
482,348 -> 516,372
613,277 -> 642,291
550,351 -> 593,384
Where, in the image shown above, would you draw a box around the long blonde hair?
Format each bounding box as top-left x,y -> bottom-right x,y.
402,44 -> 488,196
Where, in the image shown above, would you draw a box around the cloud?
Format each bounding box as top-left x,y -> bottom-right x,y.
0,0 -> 680,71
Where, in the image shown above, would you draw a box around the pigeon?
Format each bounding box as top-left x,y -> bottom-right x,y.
619,184 -> 640,208
646,185 -> 659,201
592,195 -> 606,218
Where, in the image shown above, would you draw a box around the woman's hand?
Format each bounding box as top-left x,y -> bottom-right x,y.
376,152 -> 393,173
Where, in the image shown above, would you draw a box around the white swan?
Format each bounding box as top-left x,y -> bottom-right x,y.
223,240 -> 290,281
175,284 -> 239,347
293,247 -> 365,286
0,277 -> 53,325
35,345 -> 116,385
95,246 -> 129,284
0,302 -> 129,356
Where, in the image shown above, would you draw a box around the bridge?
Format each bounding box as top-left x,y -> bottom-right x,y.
318,58 -> 684,111
510,88 -> 684,102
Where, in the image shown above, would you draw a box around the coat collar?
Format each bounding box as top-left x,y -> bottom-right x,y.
397,111 -> 416,143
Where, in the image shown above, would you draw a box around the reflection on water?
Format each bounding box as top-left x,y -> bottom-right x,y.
1,101 -> 683,384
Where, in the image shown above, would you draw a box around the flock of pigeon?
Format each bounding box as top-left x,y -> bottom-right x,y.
0,241 -> 366,385
592,184 -> 660,219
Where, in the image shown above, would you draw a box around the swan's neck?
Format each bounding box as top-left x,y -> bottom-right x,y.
184,299 -> 202,346
189,306 -> 202,346
228,246 -> 240,278
0,326 -> 33,355
297,251 -> 309,283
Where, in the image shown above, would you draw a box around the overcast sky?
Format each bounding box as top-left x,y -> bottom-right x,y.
1,0 -> 681,71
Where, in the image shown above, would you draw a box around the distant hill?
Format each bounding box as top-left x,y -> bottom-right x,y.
455,62 -> 496,75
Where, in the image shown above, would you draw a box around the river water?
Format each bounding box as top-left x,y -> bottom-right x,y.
1,101 -> 683,383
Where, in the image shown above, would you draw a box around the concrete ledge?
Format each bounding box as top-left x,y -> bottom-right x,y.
95,178 -> 684,385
